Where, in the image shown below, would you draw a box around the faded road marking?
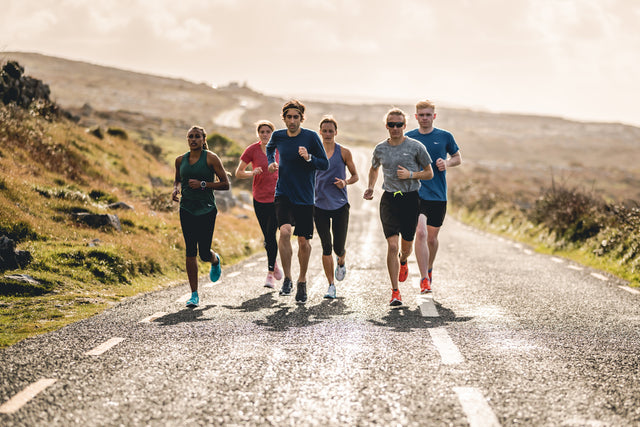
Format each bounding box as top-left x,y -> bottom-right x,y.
551,257 -> 564,263
227,271 -> 241,278
429,327 -> 463,365
590,272 -> 608,281
0,378 -> 57,414
453,387 -> 501,427
139,312 -> 168,323
567,265 -> 583,271
619,285 -> 640,295
85,337 -> 125,356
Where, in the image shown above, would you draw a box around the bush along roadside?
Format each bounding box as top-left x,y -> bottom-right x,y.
450,181 -> 640,287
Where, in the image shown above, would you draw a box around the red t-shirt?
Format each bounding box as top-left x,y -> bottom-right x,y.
240,142 -> 279,203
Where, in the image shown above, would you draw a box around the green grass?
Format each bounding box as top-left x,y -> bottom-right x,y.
0,103 -> 263,348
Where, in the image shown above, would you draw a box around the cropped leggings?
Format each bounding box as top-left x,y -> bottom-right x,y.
313,203 -> 350,257
179,208 -> 217,261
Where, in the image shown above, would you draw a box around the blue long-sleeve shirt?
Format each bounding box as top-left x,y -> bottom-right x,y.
266,128 -> 328,205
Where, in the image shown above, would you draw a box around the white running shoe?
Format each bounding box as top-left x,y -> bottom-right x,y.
335,258 -> 346,281
324,284 -> 336,299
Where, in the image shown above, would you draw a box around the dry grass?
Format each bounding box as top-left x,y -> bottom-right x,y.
0,103 -> 262,347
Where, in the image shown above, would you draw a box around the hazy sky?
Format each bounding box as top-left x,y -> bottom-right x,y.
1,0 -> 639,126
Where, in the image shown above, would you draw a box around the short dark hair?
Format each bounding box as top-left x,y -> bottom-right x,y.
282,100 -> 305,119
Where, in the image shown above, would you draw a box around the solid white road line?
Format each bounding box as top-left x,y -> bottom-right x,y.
418,294 -> 439,317
619,285 -> 640,295
139,312 -> 168,323
453,386 -> 501,427
0,378 -> 57,414
590,272 -> 608,281
84,337 -> 125,356
429,327 -> 464,365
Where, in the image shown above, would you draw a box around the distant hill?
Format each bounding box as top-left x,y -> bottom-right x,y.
4,51 -> 640,203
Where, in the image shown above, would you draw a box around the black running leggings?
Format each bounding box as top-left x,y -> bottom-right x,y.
253,199 -> 278,272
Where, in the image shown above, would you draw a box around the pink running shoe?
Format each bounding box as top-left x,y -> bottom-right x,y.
273,261 -> 283,281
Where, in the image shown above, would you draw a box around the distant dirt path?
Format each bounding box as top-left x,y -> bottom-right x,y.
212,96 -> 262,128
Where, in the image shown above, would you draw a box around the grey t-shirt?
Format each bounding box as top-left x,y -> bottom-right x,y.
371,137 -> 432,193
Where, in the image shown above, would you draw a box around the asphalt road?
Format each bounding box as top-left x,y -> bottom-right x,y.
1,150 -> 639,426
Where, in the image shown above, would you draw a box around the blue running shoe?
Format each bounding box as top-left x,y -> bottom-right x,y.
209,253 -> 221,282
186,292 -> 199,308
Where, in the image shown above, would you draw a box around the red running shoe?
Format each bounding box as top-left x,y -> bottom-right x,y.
420,277 -> 432,294
390,289 -> 403,306
399,261 -> 408,282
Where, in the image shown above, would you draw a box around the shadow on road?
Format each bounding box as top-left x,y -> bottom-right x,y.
368,302 -> 472,332
253,298 -> 355,331
154,305 -> 216,326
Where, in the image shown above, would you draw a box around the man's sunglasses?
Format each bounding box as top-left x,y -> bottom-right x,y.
387,122 -> 405,128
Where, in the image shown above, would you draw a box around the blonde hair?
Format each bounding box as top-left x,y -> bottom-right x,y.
415,99 -> 436,111
255,120 -> 275,134
187,125 -> 208,150
384,107 -> 407,123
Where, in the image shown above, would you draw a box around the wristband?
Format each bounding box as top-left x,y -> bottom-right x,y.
410,171 -> 413,179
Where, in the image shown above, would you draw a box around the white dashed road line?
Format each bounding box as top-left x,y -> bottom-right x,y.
590,272 -> 608,281
567,265 -> 583,271
453,386 -> 501,427
418,294 -> 439,317
551,257 -> 564,263
227,271 -> 241,278
84,337 -> 125,356
429,327 -> 464,365
0,378 -> 57,414
139,312 -> 168,323
619,285 -> 640,295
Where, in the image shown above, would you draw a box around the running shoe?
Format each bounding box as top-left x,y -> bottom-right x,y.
399,261 -> 408,282
335,258 -> 346,281
186,292 -> 199,308
209,253 -> 221,282
390,289 -> 402,306
420,277 -> 432,294
279,277 -> 293,296
264,273 -> 275,289
324,283 -> 337,299
273,261 -> 283,281
295,282 -> 307,303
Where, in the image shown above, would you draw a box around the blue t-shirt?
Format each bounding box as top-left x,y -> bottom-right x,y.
266,128 -> 328,205
405,128 -> 459,201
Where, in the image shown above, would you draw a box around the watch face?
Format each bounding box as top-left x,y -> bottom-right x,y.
201,181 -> 206,188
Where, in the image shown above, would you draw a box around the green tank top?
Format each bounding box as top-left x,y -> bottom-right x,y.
179,151 -> 216,215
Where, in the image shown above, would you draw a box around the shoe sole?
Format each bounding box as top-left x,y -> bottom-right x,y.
279,291 -> 292,296
264,284 -> 275,289
324,295 -> 336,299
420,289 -> 432,294
390,299 -> 403,306
186,303 -> 198,308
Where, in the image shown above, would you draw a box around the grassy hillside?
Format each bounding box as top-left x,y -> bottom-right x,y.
0,101 -> 262,348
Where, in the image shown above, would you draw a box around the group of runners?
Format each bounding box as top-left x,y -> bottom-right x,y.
172,99 -> 461,307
